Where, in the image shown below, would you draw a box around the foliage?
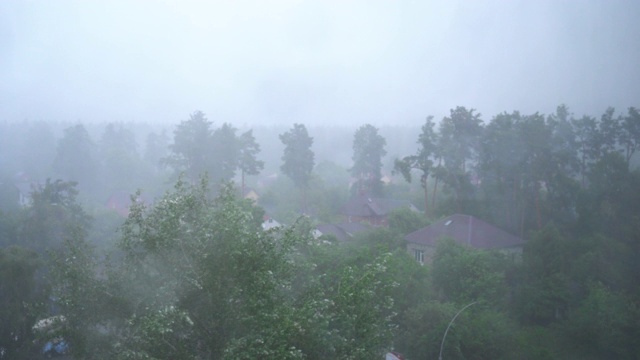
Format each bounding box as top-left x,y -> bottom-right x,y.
52,177 -> 399,359
394,116 -> 438,215
99,123 -> 142,194
52,124 -> 97,192
387,207 -> 429,236
560,283 -> 640,359
238,129 -> 264,192
279,123 -> 315,190
19,179 -> 92,251
0,246 -> 46,359
431,238 -> 508,305
350,124 -> 387,196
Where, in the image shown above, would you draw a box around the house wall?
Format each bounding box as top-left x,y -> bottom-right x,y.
406,243 -> 523,265
406,243 -> 436,265
345,215 -> 387,227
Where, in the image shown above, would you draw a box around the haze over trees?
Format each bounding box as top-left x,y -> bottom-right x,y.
0,103 -> 639,359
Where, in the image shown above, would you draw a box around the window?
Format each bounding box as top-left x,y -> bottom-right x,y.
414,249 -> 424,264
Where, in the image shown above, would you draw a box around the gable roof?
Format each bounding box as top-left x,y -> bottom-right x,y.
316,222 -> 371,241
342,194 -> 415,217
405,214 -> 525,249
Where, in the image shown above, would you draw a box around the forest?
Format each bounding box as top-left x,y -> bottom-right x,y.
0,104 -> 639,359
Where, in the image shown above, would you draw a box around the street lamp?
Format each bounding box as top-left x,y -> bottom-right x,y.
438,301 -> 478,360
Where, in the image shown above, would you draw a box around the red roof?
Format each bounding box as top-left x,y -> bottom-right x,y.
405,214 -> 524,249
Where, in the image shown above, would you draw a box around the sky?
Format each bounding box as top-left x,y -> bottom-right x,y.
1,0 -> 639,126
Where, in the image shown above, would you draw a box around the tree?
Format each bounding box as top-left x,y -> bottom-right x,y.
571,114 -> 598,187
0,246 -> 46,359
514,225 -> 571,325
437,107 -> 483,213
52,124 -> 97,192
620,107 -> 640,166
99,123 -> 141,193
477,111 -> 525,232
431,238 -> 507,305
394,116 -> 438,216
238,130 -> 264,196
19,179 -> 91,252
143,129 -> 169,172
210,123 -> 240,183
164,111 -> 214,182
351,124 -> 387,196
280,124 -> 315,211
560,283 -> 640,359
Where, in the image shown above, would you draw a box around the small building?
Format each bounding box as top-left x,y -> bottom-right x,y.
405,214 -> 525,265
315,222 -> 371,242
341,194 -> 418,226
243,188 -> 260,203
262,216 -> 282,231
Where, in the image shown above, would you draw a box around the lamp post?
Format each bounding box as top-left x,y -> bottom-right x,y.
438,301 -> 478,360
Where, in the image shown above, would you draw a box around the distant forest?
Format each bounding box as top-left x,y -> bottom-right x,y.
1,104 -> 639,359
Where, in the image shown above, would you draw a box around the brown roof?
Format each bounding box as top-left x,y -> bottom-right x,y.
316,222 -> 371,241
342,194 -> 414,217
405,214 -> 525,249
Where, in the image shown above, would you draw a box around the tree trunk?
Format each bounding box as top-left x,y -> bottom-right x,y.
423,177 -> 429,218
431,158 -> 442,210
241,169 -> 246,198
535,183 -> 542,230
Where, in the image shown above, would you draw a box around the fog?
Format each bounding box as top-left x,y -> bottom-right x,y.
2,0 -> 638,126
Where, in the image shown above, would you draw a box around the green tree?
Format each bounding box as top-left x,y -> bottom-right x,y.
571,114 -> 598,187
431,239 -> 508,305
351,124 -> 387,196
52,124 -> 97,192
437,107 -> 483,213
394,116 -> 438,216
387,207 -> 429,236
280,124 -> 315,211
0,246 -> 46,359
620,106 -> 640,166
99,123 -> 141,193
237,129 -> 264,195
560,283 -> 640,359
477,111 -> 525,232
210,123 -> 241,183
514,225 -> 571,325
19,179 -> 91,252
143,129 -> 169,173
164,111 -> 214,182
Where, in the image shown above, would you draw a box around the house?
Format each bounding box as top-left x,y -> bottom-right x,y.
262,215 -> 282,231
341,194 -> 418,226
405,214 -> 525,265
243,188 -> 260,203
11,171 -> 39,207
314,222 -> 371,242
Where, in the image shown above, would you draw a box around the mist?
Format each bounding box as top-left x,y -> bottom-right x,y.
2,2 -> 640,359
2,0 -> 639,125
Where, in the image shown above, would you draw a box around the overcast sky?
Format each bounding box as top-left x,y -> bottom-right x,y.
1,0 -> 639,126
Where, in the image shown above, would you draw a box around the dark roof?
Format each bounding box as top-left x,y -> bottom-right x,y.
405,214 -> 525,249
316,222 -> 371,241
342,195 -> 414,217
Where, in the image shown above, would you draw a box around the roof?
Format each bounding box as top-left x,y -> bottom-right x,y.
316,222 -> 370,241
405,214 -> 525,249
342,194 -> 415,217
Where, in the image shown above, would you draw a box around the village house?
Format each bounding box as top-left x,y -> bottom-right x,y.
341,194 -> 418,226
405,214 -> 525,264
